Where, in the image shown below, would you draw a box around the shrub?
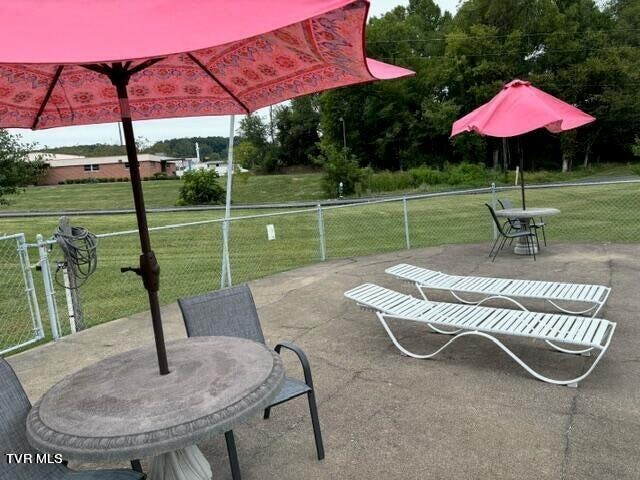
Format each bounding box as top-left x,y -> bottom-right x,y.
444,162 -> 489,185
152,172 -> 169,180
177,170 -> 225,205
409,166 -> 444,185
316,144 -> 363,196
363,170 -> 414,193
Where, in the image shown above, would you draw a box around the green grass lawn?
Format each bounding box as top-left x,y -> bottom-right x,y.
0,173 -> 325,212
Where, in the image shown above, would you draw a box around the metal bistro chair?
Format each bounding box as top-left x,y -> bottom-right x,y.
178,285 -> 324,480
485,203 -> 537,261
0,357 -> 146,480
498,198 -> 546,247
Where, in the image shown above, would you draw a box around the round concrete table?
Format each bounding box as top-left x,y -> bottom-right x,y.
495,207 -> 560,255
26,337 -> 284,480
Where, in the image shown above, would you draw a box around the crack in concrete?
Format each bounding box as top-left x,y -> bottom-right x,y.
560,392 -> 579,480
560,245 -> 613,480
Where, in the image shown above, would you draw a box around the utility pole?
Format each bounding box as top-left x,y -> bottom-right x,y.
269,105 -> 275,144
118,122 -> 123,146
339,116 -> 346,160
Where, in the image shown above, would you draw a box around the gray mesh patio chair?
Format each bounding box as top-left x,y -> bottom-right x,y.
486,203 -> 537,261
178,285 -> 324,480
0,357 -> 146,480
498,198 -> 546,246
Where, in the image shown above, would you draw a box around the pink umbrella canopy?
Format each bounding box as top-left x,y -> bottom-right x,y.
0,0 -> 412,129
450,79 -> 595,210
0,0 -> 413,374
451,79 -> 595,138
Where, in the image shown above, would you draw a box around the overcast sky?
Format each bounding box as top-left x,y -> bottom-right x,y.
9,1 -> 460,149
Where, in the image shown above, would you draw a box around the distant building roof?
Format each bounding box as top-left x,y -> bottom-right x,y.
30,153 -> 180,167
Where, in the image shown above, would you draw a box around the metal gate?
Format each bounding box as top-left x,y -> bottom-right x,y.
0,233 -> 44,355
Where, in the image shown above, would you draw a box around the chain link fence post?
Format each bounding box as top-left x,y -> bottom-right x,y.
317,204 -> 326,261
16,234 -> 44,341
37,234 -> 60,340
403,196 -> 411,250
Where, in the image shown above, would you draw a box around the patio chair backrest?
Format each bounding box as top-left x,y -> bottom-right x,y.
485,203 -> 508,236
0,357 -> 35,456
178,285 -> 266,344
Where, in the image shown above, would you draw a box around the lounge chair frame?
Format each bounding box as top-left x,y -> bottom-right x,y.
344,283 -> 616,387
386,264 -> 611,318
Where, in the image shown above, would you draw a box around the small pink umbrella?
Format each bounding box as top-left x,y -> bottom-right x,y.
0,0 -> 413,374
451,79 -> 595,208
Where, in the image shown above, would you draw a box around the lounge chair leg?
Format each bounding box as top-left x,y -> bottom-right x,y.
307,391 -> 325,460
375,312 -> 614,386
225,430 -> 242,480
546,299 -> 598,316
263,407 -> 271,420
567,382 -> 578,388
545,340 -> 594,356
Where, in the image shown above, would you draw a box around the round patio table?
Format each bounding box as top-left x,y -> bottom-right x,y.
26,336 -> 284,480
495,207 -> 560,255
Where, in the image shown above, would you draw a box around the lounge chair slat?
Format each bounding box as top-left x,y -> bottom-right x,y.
386,264 -> 610,317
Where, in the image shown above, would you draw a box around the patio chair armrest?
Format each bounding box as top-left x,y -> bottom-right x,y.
274,341 -> 315,389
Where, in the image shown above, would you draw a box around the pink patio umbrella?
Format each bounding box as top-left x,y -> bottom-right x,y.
451,79 -> 595,209
0,0 -> 413,374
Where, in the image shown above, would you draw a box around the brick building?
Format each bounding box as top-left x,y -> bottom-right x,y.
31,153 -> 178,185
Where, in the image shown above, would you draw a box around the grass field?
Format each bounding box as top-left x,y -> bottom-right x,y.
0,173 -> 325,211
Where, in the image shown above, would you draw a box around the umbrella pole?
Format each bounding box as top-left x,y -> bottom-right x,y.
114,76 -> 170,376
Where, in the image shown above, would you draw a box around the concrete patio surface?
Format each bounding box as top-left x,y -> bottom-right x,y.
7,242 -> 640,479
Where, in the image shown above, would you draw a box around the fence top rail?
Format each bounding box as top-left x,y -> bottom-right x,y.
0,233 -> 25,242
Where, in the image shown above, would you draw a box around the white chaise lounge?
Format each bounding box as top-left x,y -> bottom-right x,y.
344,283 -> 616,387
386,264 -> 611,317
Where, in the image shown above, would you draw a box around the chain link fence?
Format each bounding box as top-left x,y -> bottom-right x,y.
0,234 -> 43,354
1,178 -> 639,352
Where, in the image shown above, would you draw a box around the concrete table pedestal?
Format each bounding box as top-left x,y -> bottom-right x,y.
26,337 -> 284,480
150,445 -> 212,480
495,207 -> 560,255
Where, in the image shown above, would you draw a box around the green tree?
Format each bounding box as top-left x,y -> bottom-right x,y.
274,96 -> 321,166
177,170 -> 225,205
316,143 -> 363,196
238,114 -> 278,172
0,130 -> 46,204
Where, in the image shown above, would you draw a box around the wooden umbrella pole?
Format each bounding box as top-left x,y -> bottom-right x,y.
111,65 -> 170,376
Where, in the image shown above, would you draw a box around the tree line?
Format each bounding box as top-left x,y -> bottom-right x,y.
40,136 -> 235,160
236,0 -> 640,177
